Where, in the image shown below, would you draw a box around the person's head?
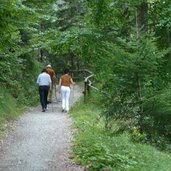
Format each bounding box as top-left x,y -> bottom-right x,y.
63,68 -> 69,74
46,64 -> 52,68
42,68 -> 47,73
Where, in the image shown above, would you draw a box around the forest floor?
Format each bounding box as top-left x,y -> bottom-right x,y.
0,85 -> 84,171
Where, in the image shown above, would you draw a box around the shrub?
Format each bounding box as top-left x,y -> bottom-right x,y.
142,89 -> 171,141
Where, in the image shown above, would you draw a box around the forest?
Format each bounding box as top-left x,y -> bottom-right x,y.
0,0 -> 171,170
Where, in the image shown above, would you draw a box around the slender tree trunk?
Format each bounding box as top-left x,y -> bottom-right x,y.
76,60 -> 80,70
136,2 -> 148,38
166,28 -> 171,61
40,49 -> 43,62
136,2 -> 148,132
70,52 -> 74,69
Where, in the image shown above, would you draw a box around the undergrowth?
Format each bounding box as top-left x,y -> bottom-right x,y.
70,93 -> 171,171
0,87 -> 25,134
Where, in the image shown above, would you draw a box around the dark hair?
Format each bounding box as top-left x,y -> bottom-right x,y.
63,68 -> 69,74
42,68 -> 47,73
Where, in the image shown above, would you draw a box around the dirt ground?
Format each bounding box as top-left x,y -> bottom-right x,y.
0,85 -> 84,171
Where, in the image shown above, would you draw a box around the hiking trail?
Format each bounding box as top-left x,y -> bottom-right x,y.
0,85 -> 84,171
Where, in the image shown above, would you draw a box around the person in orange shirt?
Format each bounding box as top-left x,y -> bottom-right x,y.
58,68 -> 75,113
46,64 -> 56,103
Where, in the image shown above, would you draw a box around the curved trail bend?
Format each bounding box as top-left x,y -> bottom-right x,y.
0,85 -> 84,171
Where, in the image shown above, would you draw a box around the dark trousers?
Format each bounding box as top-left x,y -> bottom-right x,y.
39,86 -> 49,110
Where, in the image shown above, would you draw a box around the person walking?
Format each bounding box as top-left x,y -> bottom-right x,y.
58,68 -> 75,113
46,64 -> 56,103
37,68 -> 52,112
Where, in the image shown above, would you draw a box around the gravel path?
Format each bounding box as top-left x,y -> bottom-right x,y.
0,85 -> 84,171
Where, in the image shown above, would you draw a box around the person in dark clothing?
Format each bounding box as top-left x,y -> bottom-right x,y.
37,69 -> 52,112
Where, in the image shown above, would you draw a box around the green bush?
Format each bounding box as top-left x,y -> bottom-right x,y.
142,89 -> 171,143
0,87 -> 21,132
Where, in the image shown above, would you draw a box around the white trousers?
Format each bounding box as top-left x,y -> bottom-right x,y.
61,86 -> 70,111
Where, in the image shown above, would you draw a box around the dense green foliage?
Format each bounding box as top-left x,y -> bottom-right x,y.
70,94 -> 171,171
73,0 -> 171,147
1,0 -> 45,105
0,0 -> 88,131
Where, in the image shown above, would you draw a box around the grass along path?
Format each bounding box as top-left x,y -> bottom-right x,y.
70,97 -> 171,171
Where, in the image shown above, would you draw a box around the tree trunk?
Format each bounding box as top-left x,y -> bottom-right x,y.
70,52 -> 74,69
166,28 -> 171,61
136,2 -> 148,38
136,2 -> 148,133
